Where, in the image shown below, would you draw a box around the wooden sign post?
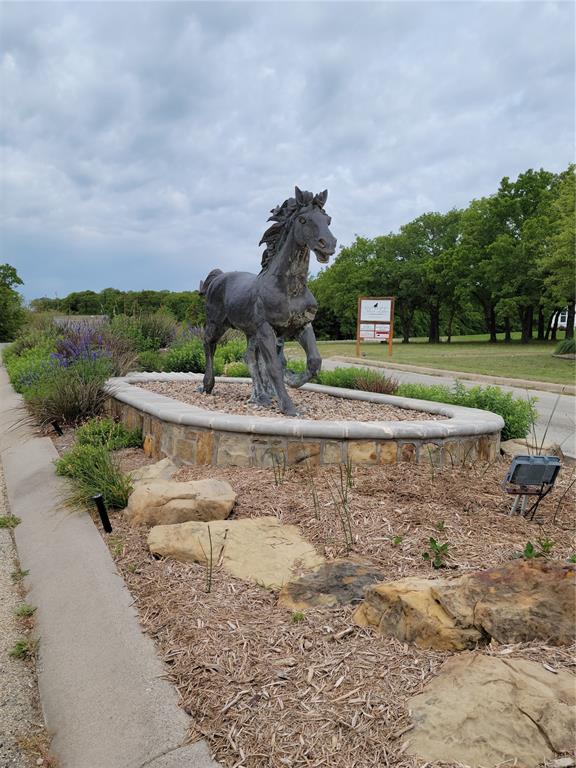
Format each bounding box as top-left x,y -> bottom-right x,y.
356,296 -> 395,358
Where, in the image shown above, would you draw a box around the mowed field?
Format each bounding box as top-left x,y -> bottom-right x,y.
286,335 -> 575,386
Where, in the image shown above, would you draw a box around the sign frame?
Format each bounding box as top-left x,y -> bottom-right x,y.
356,296 -> 395,358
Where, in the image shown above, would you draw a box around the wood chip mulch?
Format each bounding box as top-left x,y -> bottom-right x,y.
135,381 -> 445,422
104,455 -> 576,768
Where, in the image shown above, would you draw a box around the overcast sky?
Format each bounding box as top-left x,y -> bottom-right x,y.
1,1 -> 574,302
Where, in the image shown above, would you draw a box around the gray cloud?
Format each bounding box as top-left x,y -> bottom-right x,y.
1,1 -> 573,301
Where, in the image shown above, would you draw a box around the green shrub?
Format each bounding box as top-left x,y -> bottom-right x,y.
137,310 -> 178,350
224,360 -> 250,377
164,338 -> 205,372
316,367 -> 360,389
136,350 -> 165,372
55,444 -> 132,510
76,417 -> 142,450
555,338 -> 576,355
4,345 -> 55,392
216,338 -> 247,364
396,380 -> 536,441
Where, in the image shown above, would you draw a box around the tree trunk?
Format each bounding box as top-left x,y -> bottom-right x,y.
537,308 -> 545,341
544,312 -> 554,341
551,311 -> 559,342
489,306 -> 497,343
566,301 -> 575,340
504,317 -> 512,342
520,306 -> 533,344
428,304 -> 440,343
446,310 -> 455,343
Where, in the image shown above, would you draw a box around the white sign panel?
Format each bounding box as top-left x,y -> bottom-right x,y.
360,299 -> 392,322
360,323 -> 390,340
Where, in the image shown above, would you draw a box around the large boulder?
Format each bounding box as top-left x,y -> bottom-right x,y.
353,560 -> 575,650
126,478 -> 236,526
148,516 -> 324,589
279,560 -> 385,611
407,654 -> 576,768
353,576 -> 484,650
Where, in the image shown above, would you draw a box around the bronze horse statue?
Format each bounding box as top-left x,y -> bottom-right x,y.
199,187 -> 336,416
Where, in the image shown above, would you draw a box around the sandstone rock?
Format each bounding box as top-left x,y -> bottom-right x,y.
353,577 -> 484,650
126,478 -> 236,526
353,560 -> 575,650
437,559 -> 576,646
130,457 -> 178,484
279,560 -> 385,611
148,516 -> 324,589
407,654 -> 576,768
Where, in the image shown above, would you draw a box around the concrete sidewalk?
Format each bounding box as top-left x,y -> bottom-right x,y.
0,364 -> 219,768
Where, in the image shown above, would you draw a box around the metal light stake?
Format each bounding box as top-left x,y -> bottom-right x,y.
51,421 -> 63,436
92,494 -> 112,533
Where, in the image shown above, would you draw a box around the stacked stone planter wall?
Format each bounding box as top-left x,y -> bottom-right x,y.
106,373 -> 504,468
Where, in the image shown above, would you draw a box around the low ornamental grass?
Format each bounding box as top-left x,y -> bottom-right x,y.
55,444 -> 133,510
75,417 -> 142,450
555,338 -> 575,355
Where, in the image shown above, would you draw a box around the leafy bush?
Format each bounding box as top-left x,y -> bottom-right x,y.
164,338 -> 205,372
555,338 -> 575,355
76,417 -> 142,450
396,380 -> 536,441
136,350 -> 165,372
55,444 -> 132,510
109,311 -> 178,352
315,367 -> 361,389
4,344 -> 56,392
216,338 -> 247,364
224,361 -> 250,377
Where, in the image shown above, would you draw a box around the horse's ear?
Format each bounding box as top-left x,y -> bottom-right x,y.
318,189 -> 328,206
295,186 -> 304,205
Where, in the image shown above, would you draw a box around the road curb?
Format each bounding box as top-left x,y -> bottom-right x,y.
0,364 -> 220,768
330,356 -> 575,396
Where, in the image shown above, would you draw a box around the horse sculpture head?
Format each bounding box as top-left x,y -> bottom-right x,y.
260,187 -> 337,267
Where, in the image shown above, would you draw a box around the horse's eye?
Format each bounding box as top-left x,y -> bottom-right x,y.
299,216 -> 306,224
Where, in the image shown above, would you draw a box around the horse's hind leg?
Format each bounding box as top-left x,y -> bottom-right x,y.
200,325 -> 225,394
256,323 -> 298,416
246,335 -> 273,406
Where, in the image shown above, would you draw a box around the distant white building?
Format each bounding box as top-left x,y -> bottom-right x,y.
554,308 -> 576,330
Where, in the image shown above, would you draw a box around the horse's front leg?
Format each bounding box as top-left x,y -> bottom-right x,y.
256,323 -> 298,416
284,323 -> 322,388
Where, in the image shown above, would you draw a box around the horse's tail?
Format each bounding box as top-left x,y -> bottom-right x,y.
199,268 -> 223,296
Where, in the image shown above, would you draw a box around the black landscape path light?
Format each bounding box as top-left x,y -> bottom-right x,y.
51,420 -> 63,436
92,493 -> 112,533
503,455 -> 561,520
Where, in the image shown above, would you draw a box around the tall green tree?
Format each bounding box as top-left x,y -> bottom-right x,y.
0,263 -> 25,341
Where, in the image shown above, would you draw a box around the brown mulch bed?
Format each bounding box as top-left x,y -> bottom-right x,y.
135,381 -> 445,422
105,455 -> 576,768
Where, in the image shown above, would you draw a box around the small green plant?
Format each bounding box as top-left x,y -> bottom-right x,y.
291,611 -> 305,623
422,537 -> 449,568
9,638 -> 38,660
0,515 -> 21,528
554,338 -> 576,355
76,417 -> 142,450
223,360 -> 250,377
435,520 -> 446,532
567,554 -> 576,564
517,538 -> 555,560
537,537 -> 554,555
55,444 -> 133,510
391,535 -> 403,547
15,603 -> 36,618
11,568 -> 29,582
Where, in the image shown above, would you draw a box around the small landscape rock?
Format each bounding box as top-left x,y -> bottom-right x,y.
407,654 -> 576,768
126,478 -> 236,526
130,457 -> 178,484
148,516 -> 324,589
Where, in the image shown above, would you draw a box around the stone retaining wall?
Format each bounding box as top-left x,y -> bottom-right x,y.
106,373 -> 504,468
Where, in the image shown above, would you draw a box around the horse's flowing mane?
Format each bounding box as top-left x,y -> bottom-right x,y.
259,190 -> 317,270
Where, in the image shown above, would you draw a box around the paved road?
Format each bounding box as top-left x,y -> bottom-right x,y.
322,359 -> 576,458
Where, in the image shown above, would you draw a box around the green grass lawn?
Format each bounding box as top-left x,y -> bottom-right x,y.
286,335 -> 575,386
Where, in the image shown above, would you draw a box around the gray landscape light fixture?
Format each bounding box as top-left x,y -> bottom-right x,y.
503,455 -> 561,519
